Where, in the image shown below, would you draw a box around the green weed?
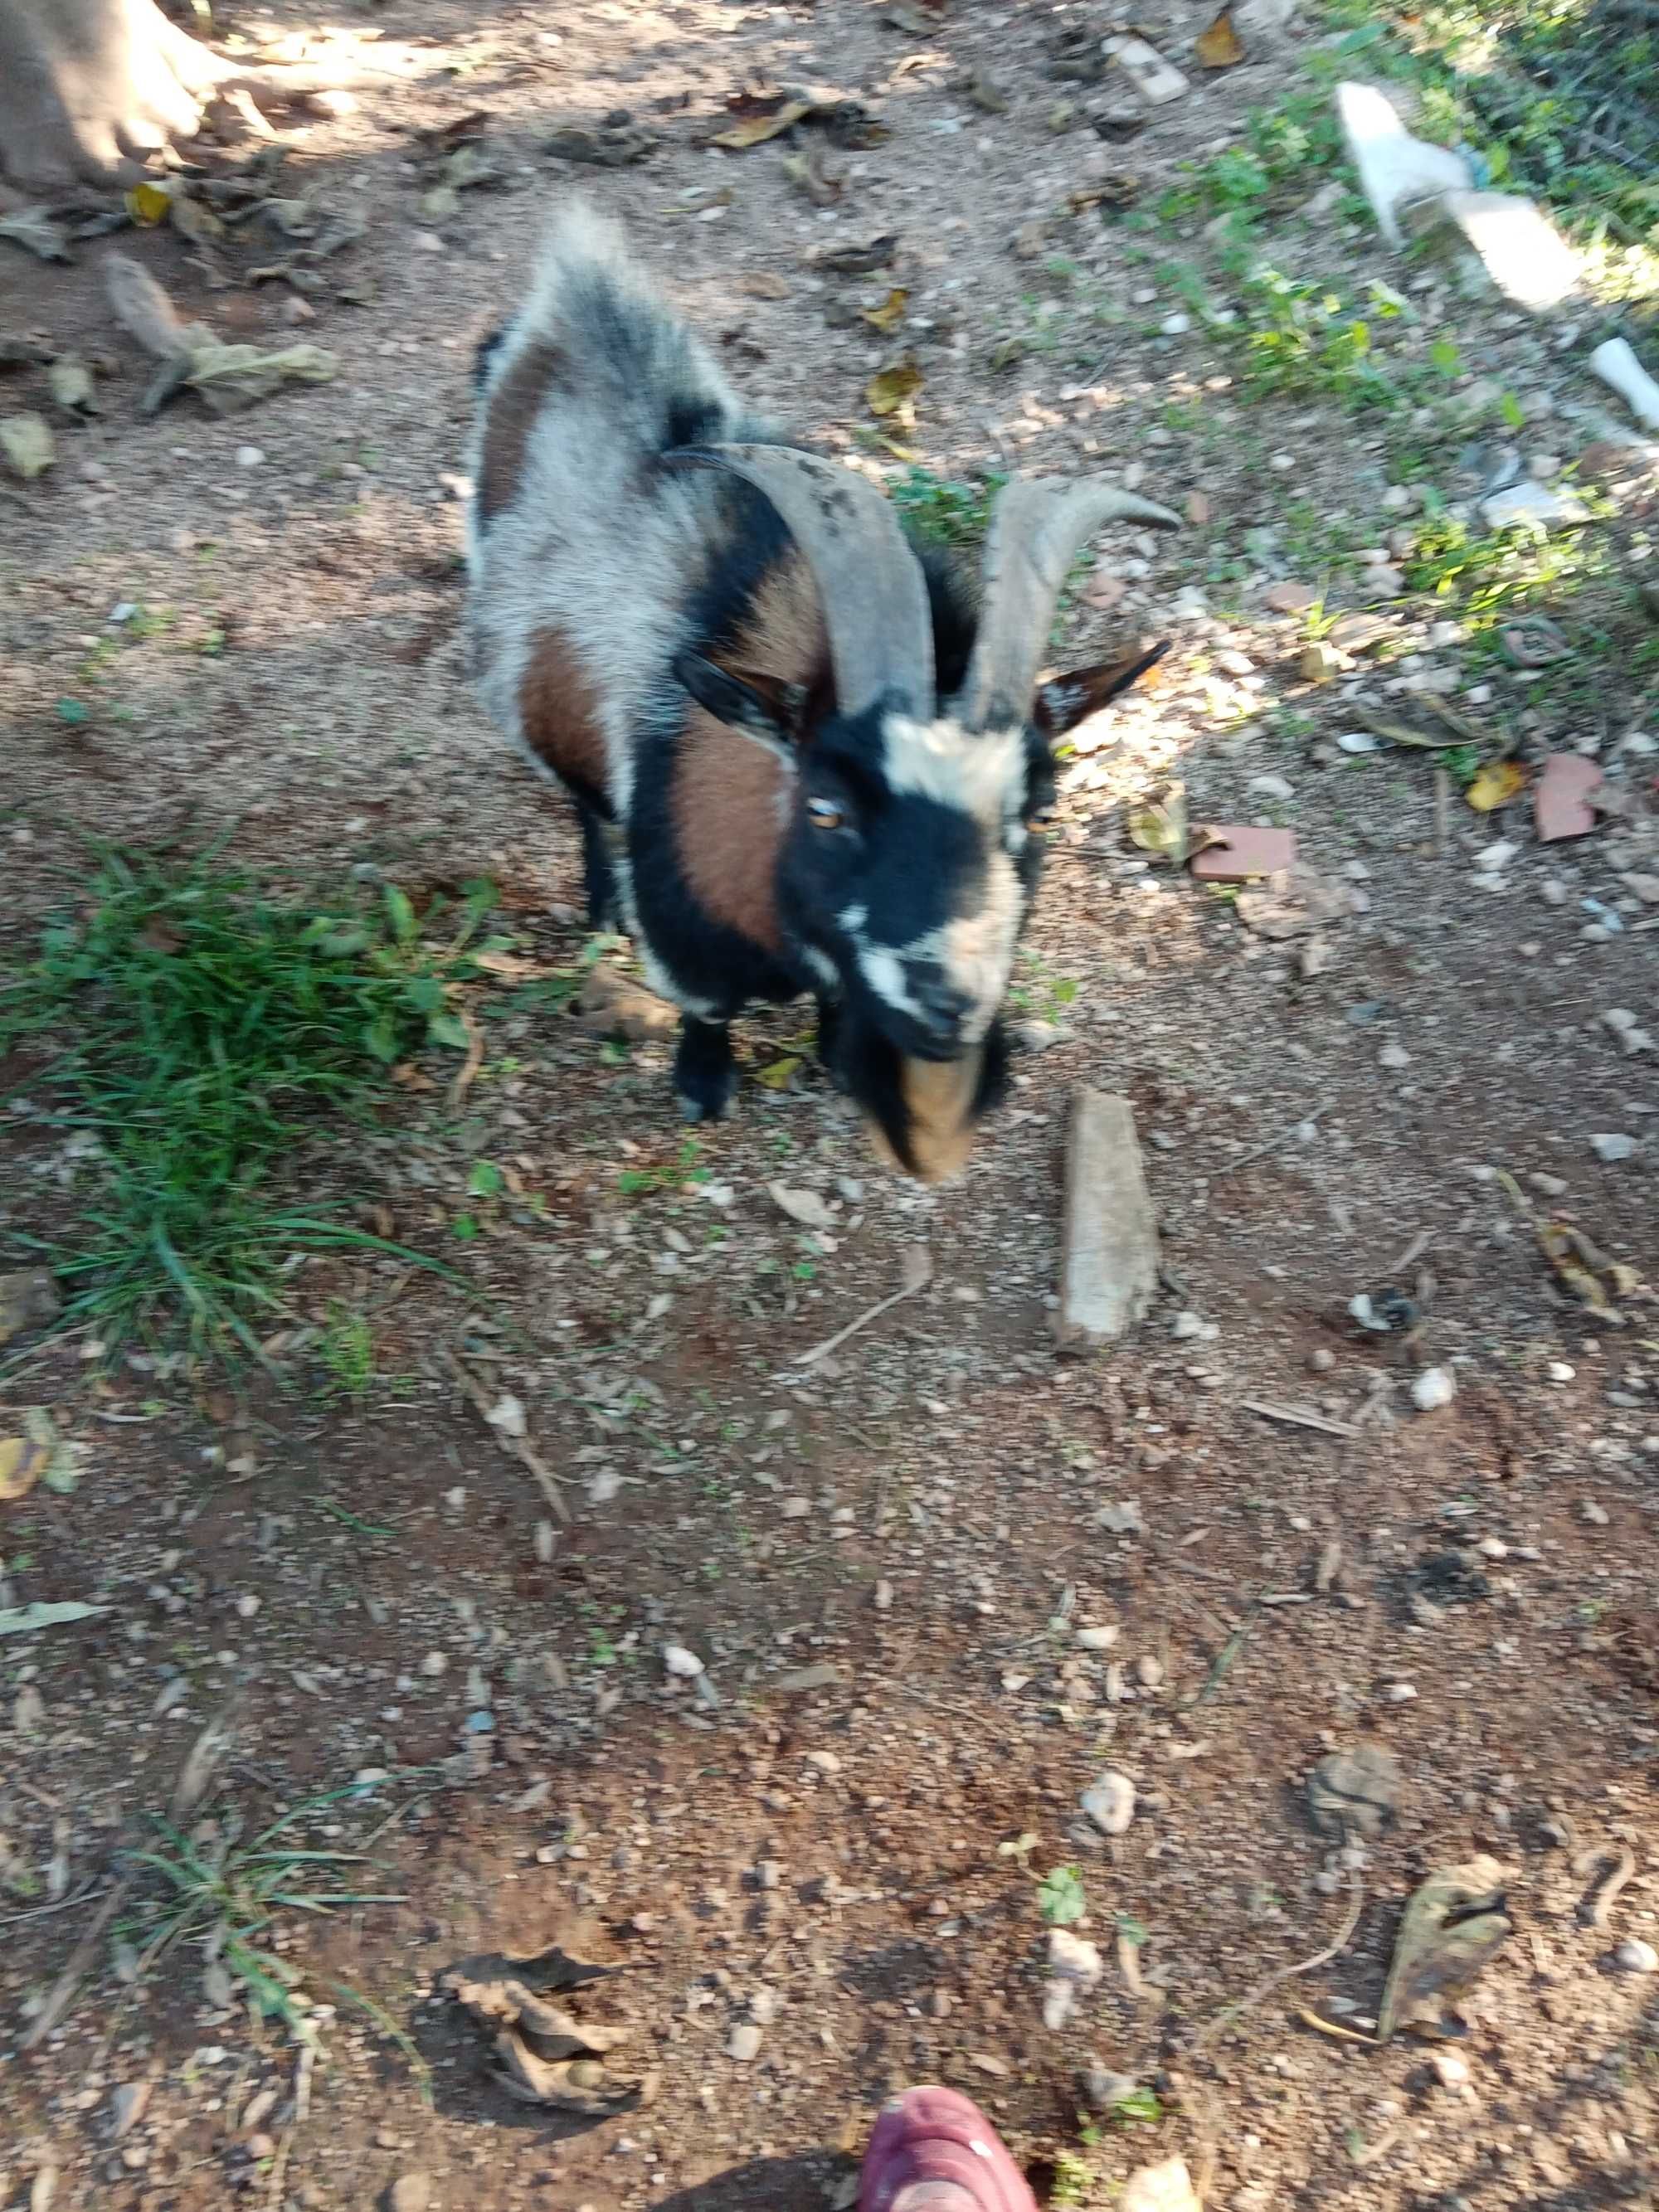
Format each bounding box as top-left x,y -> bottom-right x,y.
0,849 -> 492,1357
317,1300 -> 376,1399
1039,1864 -> 1087,1925
889,465 -> 1005,548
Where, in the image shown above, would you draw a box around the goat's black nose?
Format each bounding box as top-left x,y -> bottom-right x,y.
913,975 -> 974,1037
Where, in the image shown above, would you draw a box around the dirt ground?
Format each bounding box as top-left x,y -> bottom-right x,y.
2,2 -> 1658,2208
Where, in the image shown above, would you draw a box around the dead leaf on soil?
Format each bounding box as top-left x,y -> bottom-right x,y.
712,92 -> 815,148
1466,759 -> 1527,812
867,357 -> 922,426
0,1436 -> 51,1505
1195,4 -> 1247,68
812,234 -> 898,275
1068,175 -> 1141,214
768,1182 -> 835,1231
0,207 -> 73,263
47,357 -> 98,417
445,1944 -> 647,2114
1377,1855 -> 1512,2041
781,146 -> 844,206
956,70 -> 1009,114
1536,1218 -> 1647,1311
1,413 -> 55,480
882,0 -> 946,32
756,1054 -> 803,1090
544,119 -> 657,167
0,1600 -> 106,1637
861,287 -> 909,333
1127,781 -> 1188,865
0,1268 -> 61,1347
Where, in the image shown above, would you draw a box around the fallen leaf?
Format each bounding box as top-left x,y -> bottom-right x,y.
781,147 -> 844,206
1466,759 -> 1526,812
1127,780 -> 1188,864
0,1601 -> 106,1637
0,1437 -> 50,1504
544,120 -> 656,166
756,1054 -> 802,1090
1537,1218 -> 1647,1310
47,357 -> 98,416
0,207 -> 73,263
445,1945 -> 645,2115
736,271 -> 791,300
867,357 -> 922,426
1,413 -> 55,480
183,339 -> 338,416
860,287 -> 909,332
768,1181 -> 835,1231
712,96 -> 815,149
812,234 -> 898,275
0,1270 -> 60,1347
170,192 -> 226,246
1195,4 -> 1246,67
125,181 -> 173,227
957,70 -> 1009,113
1377,1856 -> 1512,2040
1068,174 -> 1141,213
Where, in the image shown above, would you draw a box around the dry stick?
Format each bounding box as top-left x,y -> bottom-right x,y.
442,1349 -> 571,1524
1241,1398 -> 1359,1441
446,1005 -> 485,1111
1574,1843 -> 1637,1929
1433,767 -> 1451,858
1212,1105 -> 1329,1180
793,1266 -> 930,1369
1193,1871 -> 1367,2057
19,1879 -> 132,2050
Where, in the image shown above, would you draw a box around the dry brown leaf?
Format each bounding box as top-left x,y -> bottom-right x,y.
1466,759 -> 1526,812
0,1437 -> 50,1504
1195,4 -> 1246,67
1,413 -> 55,480
712,97 -> 814,149
867,357 -> 922,426
861,287 -> 909,332
1127,781 -> 1188,865
812,233 -> 898,275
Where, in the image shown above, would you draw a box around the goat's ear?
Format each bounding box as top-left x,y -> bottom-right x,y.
674,652 -> 800,768
1034,641 -> 1170,738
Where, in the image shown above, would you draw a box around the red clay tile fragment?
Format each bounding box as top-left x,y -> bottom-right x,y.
1190,825 -> 1297,882
1534,753 -> 1603,843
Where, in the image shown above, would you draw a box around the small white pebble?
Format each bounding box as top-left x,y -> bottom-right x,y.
1411,1367 -> 1457,1412
234,445 -> 265,469
663,1644 -> 704,1679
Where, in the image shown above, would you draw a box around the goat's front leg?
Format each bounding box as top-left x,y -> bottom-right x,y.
674,1015 -> 737,1123
815,994 -> 847,1089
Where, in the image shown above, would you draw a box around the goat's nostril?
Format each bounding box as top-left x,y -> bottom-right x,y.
915,978 -> 974,1033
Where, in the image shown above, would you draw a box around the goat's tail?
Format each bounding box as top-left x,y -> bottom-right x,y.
485,198 -> 756,461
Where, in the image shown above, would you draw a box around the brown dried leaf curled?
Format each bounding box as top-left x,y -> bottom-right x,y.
1378,1856 -> 1512,2041
867,357 -> 922,425
1195,5 -> 1246,67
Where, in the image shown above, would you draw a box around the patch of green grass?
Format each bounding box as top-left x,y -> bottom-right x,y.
889,465 -> 1005,548
0,849 -> 495,1358
123,1790 -> 428,2093
317,1300 -> 376,1399
1235,267 -> 1404,410
1402,502 -> 1609,627
617,1135 -> 707,1199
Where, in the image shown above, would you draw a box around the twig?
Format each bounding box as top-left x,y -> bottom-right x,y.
0,1879 -> 102,1928
1212,1105 -> 1328,1179
1433,767 -> 1450,858
442,1349 -> 571,1524
792,1255 -> 932,1369
1194,1873 -> 1365,2054
1241,1398 -> 1358,1441
1574,1842 -> 1637,1929
20,1878 -> 133,2050
445,1004 -> 485,1111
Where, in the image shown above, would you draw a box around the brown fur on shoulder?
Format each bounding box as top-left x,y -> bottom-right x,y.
672,706 -> 790,952
518,625 -> 611,807
479,340 -> 566,523
717,551 -> 830,705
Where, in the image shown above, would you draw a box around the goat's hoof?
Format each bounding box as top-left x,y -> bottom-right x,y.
677,1089 -> 731,1124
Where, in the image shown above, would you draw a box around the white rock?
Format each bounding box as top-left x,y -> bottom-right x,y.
1076,1624 -> 1119,1651
663,1643 -> 705,1678
1121,2157 -> 1202,2212
1378,1042 -> 1411,1071
1102,35 -> 1190,105
727,2021 -> 763,2061
1411,1366 -> 1457,1412
1591,1133 -> 1637,1162
1591,337 -> 1659,434
1441,189 -> 1580,309
1481,480 -> 1588,532
484,1393 -> 527,1437
1616,1938 -> 1659,1974
1335,81 -> 1470,249
1248,772 -> 1294,800
1081,1770 -> 1136,1835
1431,2049 -> 1472,2088
1475,840 -> 1519,872
1048,1928 -> 1103,1985
234,445 -> 265,468
1337,732 -> 1379,755
1160,312 -> 1191,336
420,1650 -> 448,1677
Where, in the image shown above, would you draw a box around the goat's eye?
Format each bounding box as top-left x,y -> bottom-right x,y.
807,796 -> 846,831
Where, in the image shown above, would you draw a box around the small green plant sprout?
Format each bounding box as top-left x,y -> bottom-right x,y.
122,1791 -> 416,2073
1039,1864 -> 1088,1925
316,1301 -> 375,1400
616,1135 -> 707,1198
888,464 -> 1006,548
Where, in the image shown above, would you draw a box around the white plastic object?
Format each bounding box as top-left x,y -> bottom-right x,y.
1335,81 -> 1470,248
1591,337 -> 1659,433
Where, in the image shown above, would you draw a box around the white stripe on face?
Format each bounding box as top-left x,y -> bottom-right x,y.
854,848 -> 1026,1040
881,716 -> 1025,821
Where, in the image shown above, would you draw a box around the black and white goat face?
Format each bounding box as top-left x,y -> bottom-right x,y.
674,446 -> 1179,1177
786,711 -> 1044,1061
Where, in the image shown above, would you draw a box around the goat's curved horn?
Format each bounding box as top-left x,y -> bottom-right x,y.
956,478 -> 1181,732
670,445 -> 936,720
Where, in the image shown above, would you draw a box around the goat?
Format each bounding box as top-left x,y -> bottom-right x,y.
465,204 -> 1177,1181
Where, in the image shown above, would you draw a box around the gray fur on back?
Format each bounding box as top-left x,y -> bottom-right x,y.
465,202 -> 772,812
